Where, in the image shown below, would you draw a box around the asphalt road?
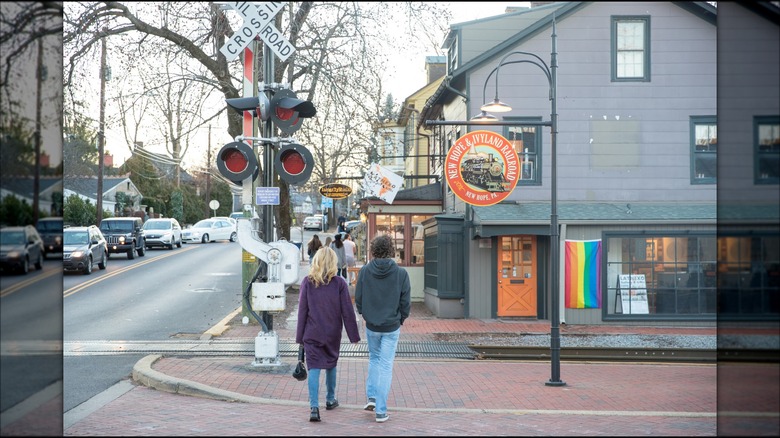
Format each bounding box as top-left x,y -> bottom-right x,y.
63,240 -> 243,412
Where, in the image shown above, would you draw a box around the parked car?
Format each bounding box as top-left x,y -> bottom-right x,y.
0,225 -> 44,275
303,215 -> 324,231
182,218 -> 236,243
62,225 -> 107,275
99,217 -> 146,259
213,216 -> 238,233
344,220 -> 362,234
142,218 -> 182,250
36,216 -> 63,259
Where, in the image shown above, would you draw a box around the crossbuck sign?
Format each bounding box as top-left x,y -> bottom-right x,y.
219,2 -> 295,62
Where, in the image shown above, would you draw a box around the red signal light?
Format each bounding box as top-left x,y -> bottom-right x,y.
275,143 -> 313,185
222,148 -> 249,173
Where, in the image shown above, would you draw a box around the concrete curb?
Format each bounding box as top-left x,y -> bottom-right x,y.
131,354 -> 307,407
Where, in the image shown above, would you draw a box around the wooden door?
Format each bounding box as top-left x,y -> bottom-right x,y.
497,236 -> 537,317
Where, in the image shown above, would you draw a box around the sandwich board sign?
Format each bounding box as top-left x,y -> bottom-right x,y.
220,2 -> 295,62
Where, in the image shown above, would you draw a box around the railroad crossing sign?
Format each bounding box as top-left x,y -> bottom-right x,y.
219,2 -> 295,62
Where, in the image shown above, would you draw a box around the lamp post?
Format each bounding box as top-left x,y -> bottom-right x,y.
475,19 -> 565,387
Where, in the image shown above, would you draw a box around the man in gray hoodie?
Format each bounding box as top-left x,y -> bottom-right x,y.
354,234 -> 411,423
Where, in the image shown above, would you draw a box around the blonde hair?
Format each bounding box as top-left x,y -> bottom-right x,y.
308,246 -> 338,287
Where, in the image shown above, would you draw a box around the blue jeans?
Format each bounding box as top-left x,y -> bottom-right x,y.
364,327 -> 400,415
307,367 -> 337,409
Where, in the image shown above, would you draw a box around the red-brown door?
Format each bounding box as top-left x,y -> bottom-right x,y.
497,236 -> 537,317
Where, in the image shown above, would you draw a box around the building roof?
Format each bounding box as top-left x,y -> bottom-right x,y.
0,177 -> 62,199
63,176 -> 136,199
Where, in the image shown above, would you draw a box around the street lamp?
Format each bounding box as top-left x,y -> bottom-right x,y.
474,19 -> 565,387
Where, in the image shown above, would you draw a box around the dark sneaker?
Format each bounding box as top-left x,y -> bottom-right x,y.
363,398 -> 376,411
375,413 -> 390,423
325,400 -> 339,410
309,407 -> 320,422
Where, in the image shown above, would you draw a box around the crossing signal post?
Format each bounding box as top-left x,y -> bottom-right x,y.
222,79 -> 317,368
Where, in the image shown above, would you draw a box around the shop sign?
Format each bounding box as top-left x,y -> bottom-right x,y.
319,183 -> 352,199
445,130 -> 520,206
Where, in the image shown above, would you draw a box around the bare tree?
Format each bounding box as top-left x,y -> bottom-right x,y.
63,1 -> 450,239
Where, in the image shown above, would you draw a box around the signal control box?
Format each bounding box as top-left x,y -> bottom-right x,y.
251,282 -> 286,312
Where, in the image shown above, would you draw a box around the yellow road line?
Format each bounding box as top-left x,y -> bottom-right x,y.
63,246 -> 198,298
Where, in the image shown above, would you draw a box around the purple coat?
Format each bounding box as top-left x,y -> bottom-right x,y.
295,275 -> 360,370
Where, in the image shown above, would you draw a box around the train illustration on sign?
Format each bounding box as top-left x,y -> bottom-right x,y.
460,153 -> 510,192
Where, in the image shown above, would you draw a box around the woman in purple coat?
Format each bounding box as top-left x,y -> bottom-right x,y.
295,246 -> 361,422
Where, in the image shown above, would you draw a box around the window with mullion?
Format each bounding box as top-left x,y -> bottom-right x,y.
754,116 -> 780,185
505,117 -> 542,185
690,116 -> 717,184
611,16 -> 650,82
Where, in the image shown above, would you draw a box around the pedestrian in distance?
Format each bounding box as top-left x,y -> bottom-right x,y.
329,233 -> 348,279
295,247 -> 361,423
307,234 -> 323,263
343,232 -> 356,268
354,234 -> 411,423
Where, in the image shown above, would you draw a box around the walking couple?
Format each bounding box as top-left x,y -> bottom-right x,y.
295,234 -> 411,423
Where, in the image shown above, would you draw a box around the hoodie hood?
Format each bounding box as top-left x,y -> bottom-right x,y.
366,258 -> 398,279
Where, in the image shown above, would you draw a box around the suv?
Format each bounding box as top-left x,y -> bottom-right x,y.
0,225 -> 44,274
99,217 -> 145,259
142,218 -> 182,250
36,217 -> 63,259
63,225 -> 107,275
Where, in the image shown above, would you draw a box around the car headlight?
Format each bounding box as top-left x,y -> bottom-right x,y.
119,236 -> 126,243
55,236 -> 62,244
71,251 -> 84,258
7,251 -> 20,258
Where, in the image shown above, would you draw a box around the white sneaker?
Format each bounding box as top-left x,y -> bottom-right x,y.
375,413 -> 389,423
363,398 -> 376,411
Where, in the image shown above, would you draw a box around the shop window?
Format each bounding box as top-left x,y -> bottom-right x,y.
718,234 -> 780,317
374,213 -> 432,267
604,233 -> 717,319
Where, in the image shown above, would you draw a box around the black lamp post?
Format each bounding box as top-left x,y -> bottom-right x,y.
474,19 -> 565,387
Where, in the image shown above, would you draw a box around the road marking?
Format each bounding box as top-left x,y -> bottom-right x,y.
63,246 -> 198,298
0,268 -> 61,298
202,306 -> 242,339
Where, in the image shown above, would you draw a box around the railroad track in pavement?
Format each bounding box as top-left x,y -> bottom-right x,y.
60,340 -> 776,363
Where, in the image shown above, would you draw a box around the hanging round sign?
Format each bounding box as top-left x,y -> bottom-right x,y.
445,130 -> 520,207
319,183 -> 352,199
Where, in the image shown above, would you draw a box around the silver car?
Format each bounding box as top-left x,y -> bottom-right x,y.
142,218 -> 183,250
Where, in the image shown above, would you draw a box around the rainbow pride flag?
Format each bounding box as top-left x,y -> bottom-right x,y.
564,240 -> 602,309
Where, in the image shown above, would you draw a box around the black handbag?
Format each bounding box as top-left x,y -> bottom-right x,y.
292,345 -> 307,381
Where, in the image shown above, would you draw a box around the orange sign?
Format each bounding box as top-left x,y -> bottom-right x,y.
445,130 -> 519,206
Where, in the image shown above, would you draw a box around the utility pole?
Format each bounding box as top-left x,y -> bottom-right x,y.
33,32 -> 43,225
205,125 -> 212,218
96,31 -> 107,222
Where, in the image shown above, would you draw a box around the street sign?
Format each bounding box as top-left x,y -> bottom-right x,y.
256,187 -> 280,205
220,2 -> 295,62
321,197 -> 333,210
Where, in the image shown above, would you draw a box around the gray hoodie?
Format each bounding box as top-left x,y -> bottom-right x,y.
355,258 -> 411,332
